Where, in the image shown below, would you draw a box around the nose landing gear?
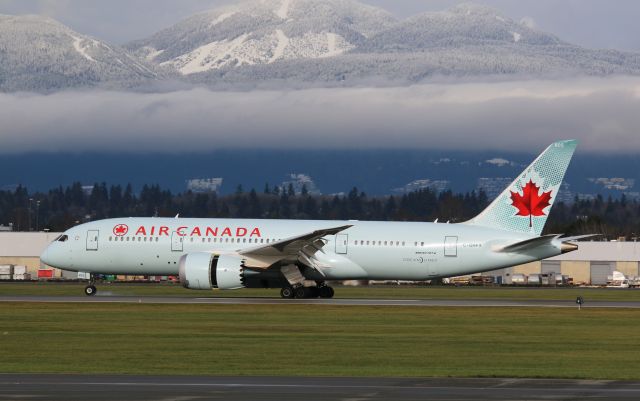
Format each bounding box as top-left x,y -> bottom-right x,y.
84,285 -> 97,296
84,275 -> 97,296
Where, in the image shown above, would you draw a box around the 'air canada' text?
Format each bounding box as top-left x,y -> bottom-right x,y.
130,226 -> 262,238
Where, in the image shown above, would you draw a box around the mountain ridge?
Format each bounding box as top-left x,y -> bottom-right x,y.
2,0 -> 640,92
0,14 -> 158,92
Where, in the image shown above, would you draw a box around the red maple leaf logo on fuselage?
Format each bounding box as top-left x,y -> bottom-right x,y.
113,224 -> 128,236
510,179 -> 552,227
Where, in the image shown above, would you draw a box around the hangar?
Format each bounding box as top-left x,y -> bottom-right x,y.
0,232 -> 61,279
500,241 -> 640,285
0,232 -> 639,285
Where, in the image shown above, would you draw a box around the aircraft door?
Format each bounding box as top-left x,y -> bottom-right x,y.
171,232 -> 183,252
444,236 -> 458,257
335,234 -> 348,254
86,230 -> 99,251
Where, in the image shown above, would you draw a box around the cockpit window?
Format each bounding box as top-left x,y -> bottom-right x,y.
56,235 -> 68,242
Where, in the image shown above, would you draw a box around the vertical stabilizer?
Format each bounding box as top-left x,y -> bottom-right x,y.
466,140 -> 577,236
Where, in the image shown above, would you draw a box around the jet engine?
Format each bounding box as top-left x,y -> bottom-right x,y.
178,252 -> 246,290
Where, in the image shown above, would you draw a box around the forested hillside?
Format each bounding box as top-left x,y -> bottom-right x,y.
1,183 -> 637,240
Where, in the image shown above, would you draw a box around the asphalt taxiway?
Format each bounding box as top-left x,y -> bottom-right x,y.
1,375 -> 639,401
1,295 -> 640,308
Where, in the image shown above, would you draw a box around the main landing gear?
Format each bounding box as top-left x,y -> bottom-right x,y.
280,284 -> 334,299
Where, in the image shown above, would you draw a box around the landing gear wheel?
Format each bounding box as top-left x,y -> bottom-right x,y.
319,286 -> 334,299
84,285 -> 97,296
280,287 -> 295,299
294,286 -> 309,299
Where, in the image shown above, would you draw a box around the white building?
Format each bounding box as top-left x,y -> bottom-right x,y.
393,179 -> 450,194
280,174 -> 321,195
187,178 -> 223,193
486,241 -> 640,285
0,232 -> 62,278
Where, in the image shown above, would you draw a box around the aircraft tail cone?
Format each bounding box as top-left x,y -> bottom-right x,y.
561,242 -> 578,254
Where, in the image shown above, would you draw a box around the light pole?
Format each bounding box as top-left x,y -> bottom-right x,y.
36,200 -> 41,232
28,198 -> 33,232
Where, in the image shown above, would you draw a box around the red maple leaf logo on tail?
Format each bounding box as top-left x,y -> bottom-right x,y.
510,180 -> 552,227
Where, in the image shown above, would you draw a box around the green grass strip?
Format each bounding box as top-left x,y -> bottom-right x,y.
1,303 -> 639,379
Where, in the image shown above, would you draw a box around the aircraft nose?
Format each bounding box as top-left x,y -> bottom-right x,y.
41,242 -> 65,268
40,245 -> 52,266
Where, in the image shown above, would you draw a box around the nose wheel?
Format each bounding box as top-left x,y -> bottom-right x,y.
84,285 -> 97,296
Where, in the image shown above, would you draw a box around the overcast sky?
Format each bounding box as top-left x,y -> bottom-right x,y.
1,77 -> 640,154
0,0 -> 639,50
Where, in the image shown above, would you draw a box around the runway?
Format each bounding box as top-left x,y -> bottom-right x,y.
1,294 -> 640,308
1,375 -> 639,400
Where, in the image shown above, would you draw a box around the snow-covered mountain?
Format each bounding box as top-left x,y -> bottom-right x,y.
358,4 -> 563,52
127,1 -> 640,87
0,14 -> 157,92
126,0 -> 396,75
2,1 -> 640,92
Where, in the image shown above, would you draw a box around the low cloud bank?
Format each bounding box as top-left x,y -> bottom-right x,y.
1,76 -> 639,153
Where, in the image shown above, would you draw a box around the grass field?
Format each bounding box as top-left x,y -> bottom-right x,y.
2,282 -> 640,301
1,302 -> 640,379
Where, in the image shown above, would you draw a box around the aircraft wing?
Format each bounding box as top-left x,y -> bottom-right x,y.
238,225 -> 353,269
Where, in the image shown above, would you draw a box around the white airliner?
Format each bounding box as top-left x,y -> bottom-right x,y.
42,140 -> 587,298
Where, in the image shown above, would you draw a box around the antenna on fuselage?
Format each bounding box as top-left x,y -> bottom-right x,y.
175,214 -> 180,218
434,218 -> 438,223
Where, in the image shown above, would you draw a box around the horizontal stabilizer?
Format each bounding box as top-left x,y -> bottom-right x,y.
497,234 -> 560,253
559,234 -> 601,242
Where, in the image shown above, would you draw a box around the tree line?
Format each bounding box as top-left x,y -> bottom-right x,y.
0,182 -> 638,240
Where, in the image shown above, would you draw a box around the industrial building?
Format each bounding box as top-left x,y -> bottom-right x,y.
0,232 -> 639,285
0,232 -> 61,279
484,242 -> 640,285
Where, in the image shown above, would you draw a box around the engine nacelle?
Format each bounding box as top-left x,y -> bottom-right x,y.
178,252 -> 246,290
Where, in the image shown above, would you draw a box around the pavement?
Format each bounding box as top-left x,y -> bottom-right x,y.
1,295 -> 640,308
1,375 -> 639,401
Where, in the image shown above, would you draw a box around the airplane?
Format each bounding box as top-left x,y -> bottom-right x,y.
41,139 -> 586,298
